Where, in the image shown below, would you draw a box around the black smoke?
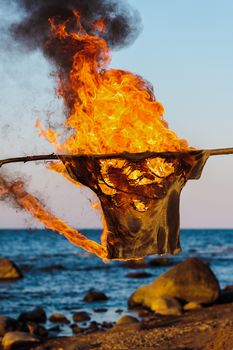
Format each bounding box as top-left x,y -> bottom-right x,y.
12,0 -> 142,71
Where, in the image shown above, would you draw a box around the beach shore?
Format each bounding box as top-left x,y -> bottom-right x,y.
29,301 -> 233,350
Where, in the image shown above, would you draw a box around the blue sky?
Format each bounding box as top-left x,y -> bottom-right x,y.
0,0 -> 233,228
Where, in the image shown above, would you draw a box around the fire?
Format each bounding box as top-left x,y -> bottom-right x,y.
2,12 -> 192,260
0,176 -> 105,259
39,12 -> 188,157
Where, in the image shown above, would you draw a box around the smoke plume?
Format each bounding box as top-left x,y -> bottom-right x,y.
12,0 -> 141,72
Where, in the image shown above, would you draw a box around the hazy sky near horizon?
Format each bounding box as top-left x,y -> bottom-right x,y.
0,0 -> 233,229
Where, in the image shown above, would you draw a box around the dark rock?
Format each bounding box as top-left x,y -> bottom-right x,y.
40,264 -> 66,272
129,258 -> 220,309
70,323 -> 83,334
115,309 -> 123,314
101,321 -> 114,329
0,258 -> 23,281
26,322 -> 48,337
126,272 -> 152,278
73,311 -> 91,322
48,325 -> 61,333
122,259 -> 148,269
0,316 -> 18,337
2,331 -> 40,349
93,308 -> 108,313
148,257 -> 171,267
83,289 -> 108,302
223,285 -> 233,292
20,265 -> 32,272
88,321 -> 99,332
49,313 -> 70,324
18,307 -> 47,324
218,289 -> 233,304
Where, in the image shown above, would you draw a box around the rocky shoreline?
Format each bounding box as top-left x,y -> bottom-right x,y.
1,257 -> 233,349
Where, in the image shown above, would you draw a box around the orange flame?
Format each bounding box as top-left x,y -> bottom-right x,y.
39,12 -> 188,155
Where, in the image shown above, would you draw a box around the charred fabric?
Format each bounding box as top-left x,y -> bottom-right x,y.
1,148 -> 233,260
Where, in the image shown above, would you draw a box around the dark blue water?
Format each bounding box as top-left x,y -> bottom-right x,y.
0,229 -> 233,334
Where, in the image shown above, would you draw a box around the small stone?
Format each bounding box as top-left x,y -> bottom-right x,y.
18,307 -> 47,323
93,308 -> 108,313
198,323 -> 211,332
101,321 -> 113,329
49,313 -> 70,324
88,321 -> 99,332
0,258 -> 23,280
126,272 -> 152,278
116,315 -> 139,325
2,331 -> 40,349
0,316 -> 18,337
150,296 -> 182,316
73,311 -> 91,322
184,301 -> 202,311
115,309 -> 123,314
83,289 -> 108,302
70,324 -> 83,334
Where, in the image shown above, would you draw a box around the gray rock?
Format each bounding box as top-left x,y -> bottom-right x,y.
129,258 -> 220,309
0,258 -> 22,280
0,316 -> 18,337
2,331 -> 40,349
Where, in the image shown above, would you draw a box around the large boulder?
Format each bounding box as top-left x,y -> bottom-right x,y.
129,258 -> 220,309
2,332 -> 40,349
0,258 -> 22,280
18,307 -> 47,324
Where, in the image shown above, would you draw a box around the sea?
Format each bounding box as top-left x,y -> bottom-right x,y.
0,229 -> 233,335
